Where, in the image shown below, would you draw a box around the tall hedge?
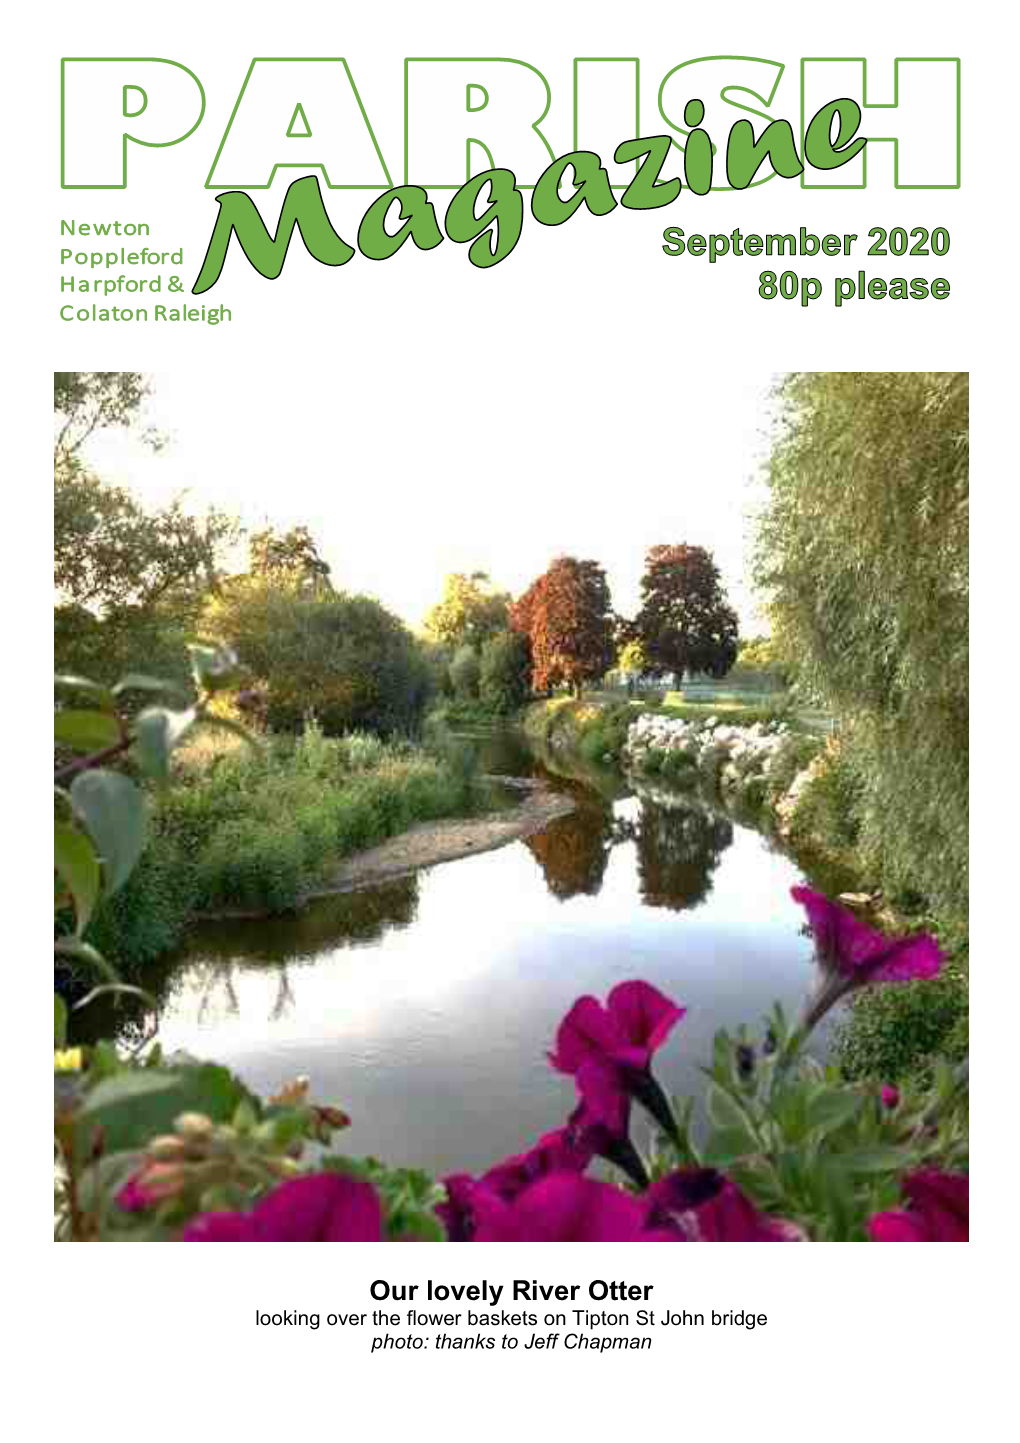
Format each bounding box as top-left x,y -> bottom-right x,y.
755,372 -> 968,921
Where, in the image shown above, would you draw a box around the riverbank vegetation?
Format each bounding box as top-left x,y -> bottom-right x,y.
753,372 -> 968,1084
84,719 -> 482,969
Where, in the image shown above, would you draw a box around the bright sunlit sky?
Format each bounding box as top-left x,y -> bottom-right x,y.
79,368 -> 780,633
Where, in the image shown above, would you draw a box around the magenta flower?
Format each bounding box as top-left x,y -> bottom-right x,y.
565,1098 -> 649,1189
880,1084 -> 900,1110
470,1173 -> 677,1242
180,1173 -> 383,1241
791,886 -> 944,1028
643,1169 -> 803,1241
438,1126 -> 594,1240
482,1126 -> 594,1197
549,981 -> 685,1138
436,1174 -> 481,1242
117,1172 -> 158,1213
869,1170 -> 968,1242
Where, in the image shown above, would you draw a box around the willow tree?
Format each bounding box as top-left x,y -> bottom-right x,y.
754,371 -> 969,920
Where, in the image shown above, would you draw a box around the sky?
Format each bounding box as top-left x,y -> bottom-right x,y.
79,366 -> 780,634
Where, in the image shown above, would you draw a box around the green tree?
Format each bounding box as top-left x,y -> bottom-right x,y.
204,582 -> 432,736
448,643 -> 481,700
479,630 -> 531,713
423,572 -> 511,649
54,371 -> 152,459
248,525 -> 333,593
54,373 -> 240,690
754,372 -> 968,920
54,468 -> 237,612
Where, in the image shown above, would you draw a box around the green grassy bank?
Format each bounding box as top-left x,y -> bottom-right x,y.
82,724 -> 482,971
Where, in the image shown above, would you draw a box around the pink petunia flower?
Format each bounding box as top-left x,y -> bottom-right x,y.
549,980 -> 685,1138
180,1173 -> 383,1241
791,886 -> 944,1029
470,1173 -> 677,1242
643,1169 -> 803,1241
438,1126 -> 595,1240
869,1169 -> 968,1241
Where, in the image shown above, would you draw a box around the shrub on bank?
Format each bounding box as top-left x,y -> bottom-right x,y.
204,586 -> 435,738
85,723 -> 479,962
836,945 -> 969,1083
522,698 -> 636,764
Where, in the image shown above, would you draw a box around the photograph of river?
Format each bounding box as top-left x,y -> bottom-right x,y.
54,369 -> 968,1243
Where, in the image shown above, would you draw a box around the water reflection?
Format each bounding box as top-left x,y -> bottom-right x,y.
629,794 -> 734,913
74,877 -> 420,1045
522,777 -> 614,900
69,731 -> 838,1174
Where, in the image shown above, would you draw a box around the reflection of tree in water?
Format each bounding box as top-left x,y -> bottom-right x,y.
628,795 -> 733,912
523,773 -> 615,901
70,876 -> 420,1048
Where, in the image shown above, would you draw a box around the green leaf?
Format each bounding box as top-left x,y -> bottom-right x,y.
393,1210 -> 445,1243
55,675 -> 116,710
805,1089 -> 864,1137
188,643 -> 240,693
72,1062 -> 255,1164
113,673 -> 189,702
73,1072 -> 188,1162
54,936 -> 118,983
701,1124 -> 760,1167
54,709 -> 121,752
835,1146 -> 918,1175
70,770 -> 148,895
54,822 -> 101,934
73,982 -> 159,1015
54,994 -> 68,1049
707,1083 -> 752,1133
133,706 -> 197,782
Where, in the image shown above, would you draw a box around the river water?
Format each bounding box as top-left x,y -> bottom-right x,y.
98,729 -> 837,1176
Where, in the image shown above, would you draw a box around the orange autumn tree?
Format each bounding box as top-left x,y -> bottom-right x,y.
512,556 -> 615,696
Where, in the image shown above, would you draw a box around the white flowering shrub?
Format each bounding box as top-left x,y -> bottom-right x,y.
623,713 -> 821,827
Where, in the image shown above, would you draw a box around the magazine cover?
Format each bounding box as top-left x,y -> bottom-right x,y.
25,0 -> 995,1434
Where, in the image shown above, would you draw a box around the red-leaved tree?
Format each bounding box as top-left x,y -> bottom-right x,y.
631,544 -> 739,681
512,557 -> 615,695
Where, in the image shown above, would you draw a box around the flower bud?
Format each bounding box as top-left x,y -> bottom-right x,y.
736,1044 -> 755,1079
313,1105 -> 351,1131
147,1134 -> 189,1161
880,1084 -> 900,1110
135,1162 -> 190,1202
269,1076 -> 310,1107
174,1112 -> 215,1140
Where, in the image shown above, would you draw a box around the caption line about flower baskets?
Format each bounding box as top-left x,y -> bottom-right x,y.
253,1281 -> 769,1352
